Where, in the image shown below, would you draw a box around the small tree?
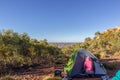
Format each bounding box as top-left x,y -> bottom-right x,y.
95,31 -> 101,37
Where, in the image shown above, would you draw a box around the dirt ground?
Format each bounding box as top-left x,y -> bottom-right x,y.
101,57 -> 120,77
1,57 -> 120,80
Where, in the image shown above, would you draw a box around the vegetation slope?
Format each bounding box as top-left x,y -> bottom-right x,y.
0,26 -> 120,79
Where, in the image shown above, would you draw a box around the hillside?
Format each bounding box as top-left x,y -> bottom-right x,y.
0,26 -> 120,80
61,26 -> 120,57
90,26 -> 120,54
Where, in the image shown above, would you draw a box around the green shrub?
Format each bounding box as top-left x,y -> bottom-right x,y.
47,76 -> 61,80
1,76 -> 15,80
55,57 -> 63,64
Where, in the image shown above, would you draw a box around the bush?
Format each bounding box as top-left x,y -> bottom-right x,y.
46,77 -> 61,80
94,53 -> 100,59
55,58 -> 63,64
114,52 -> 120,57
1,76 -> 15,80
102,62 -> 117,70
94,52 -> 106,59
100,52 -> 106,59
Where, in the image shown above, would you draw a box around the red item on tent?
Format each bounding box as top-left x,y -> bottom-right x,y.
84,56 -> 93,73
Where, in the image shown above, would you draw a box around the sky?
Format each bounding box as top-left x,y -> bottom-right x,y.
0,0 -> 120,42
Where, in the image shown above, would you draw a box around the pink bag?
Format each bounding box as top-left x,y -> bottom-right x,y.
84,56 -> 93,73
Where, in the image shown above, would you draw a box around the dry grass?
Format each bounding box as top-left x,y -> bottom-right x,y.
46,76 -> 61,80
100,52 -> 106,59
94,53 -> 106,59
0,76 -> 15,80
114,52 -> 120,57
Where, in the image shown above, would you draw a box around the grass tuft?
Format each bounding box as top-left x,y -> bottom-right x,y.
1,76 -> 15,80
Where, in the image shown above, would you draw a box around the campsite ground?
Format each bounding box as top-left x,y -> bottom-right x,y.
1,57 -> 120,80
101,57 -> 120,77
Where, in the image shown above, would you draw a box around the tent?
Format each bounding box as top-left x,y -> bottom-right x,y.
64,49 -> 107,78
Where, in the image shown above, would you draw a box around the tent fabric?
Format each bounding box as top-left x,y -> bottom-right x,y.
64,50 -> 78,76
64,48 -> 107,78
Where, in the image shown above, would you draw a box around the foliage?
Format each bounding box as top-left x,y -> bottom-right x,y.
99,52 -> 106,59
1,26 -> 120,74
114,52 -> 120,57
1,76 -> 15,80
62,26 -> 120,58
95,31 -> 101,37
46,76 -> 61,80
94,53 -> 100,59
0,29 -> 63,73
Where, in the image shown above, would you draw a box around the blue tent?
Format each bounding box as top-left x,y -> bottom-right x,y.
64,49 -> 107,78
